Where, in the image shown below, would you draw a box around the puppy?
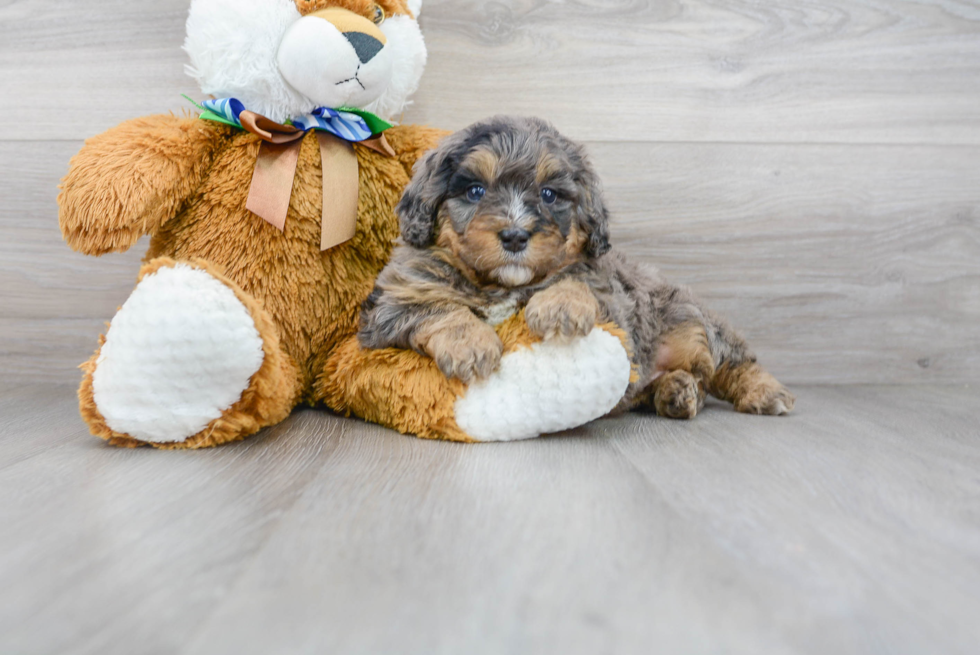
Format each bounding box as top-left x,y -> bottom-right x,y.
359,116 -> 795,418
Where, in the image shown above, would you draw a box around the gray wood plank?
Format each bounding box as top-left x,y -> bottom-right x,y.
0,0 -> 200,142
2,383 -> 978,654
610,385 -> 980,655
411,0 -> 980,144
0,318 -> 109,383
0,383 -> 86,470
4,141 -> 977,384
0,398 -> 349,655
1,0 -> 979,143
183,419 -> 804,655
591,141 -> 980,385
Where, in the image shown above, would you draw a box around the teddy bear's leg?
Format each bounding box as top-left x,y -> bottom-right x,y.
317,315 -> 633,443
79,258 -> 302,449
317,333 -> 474,443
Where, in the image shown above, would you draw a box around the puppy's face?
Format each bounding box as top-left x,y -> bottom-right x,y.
398,116 -> 611,288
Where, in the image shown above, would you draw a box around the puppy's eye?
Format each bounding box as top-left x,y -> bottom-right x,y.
466,185 -> 486,203
370,3 -> 385,24
541,188 -> 558,205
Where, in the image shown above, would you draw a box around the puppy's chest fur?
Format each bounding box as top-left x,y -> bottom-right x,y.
475,294 -> 524,326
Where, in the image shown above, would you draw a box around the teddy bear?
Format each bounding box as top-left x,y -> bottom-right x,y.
58,0 -> 634,448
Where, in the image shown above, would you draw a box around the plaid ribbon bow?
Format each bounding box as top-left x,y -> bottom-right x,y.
200,98 -> 391,143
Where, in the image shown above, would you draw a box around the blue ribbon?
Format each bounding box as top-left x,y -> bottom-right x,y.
201,98 -> 375,143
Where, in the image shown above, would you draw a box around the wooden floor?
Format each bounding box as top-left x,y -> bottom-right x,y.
1,382 -> 978,655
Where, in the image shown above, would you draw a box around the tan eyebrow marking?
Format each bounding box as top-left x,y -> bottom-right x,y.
536,153 -> 565,185
464,147 -> 501,184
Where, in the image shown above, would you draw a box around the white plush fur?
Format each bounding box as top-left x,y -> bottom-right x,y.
92,265 -> 265,444
277,16 -> 394,110
362,15 -> 427,120
407,0 -> 423,18
185,0 -> 308,123
185,0 -> 427,123
454,329 -> 632,442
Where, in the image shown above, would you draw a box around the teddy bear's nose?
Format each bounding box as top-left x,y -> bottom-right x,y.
344,31 -> 384,64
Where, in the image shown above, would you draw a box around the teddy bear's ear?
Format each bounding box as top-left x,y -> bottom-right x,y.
397,142 -> 455,248
294,0 -> 327,14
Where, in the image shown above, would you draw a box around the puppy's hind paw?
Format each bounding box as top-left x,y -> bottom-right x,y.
654,370 -> 703,420
735,374 -> 796,416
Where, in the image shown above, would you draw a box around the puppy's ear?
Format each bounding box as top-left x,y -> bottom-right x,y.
576,165 -> 612,258
397,139 -> 458,248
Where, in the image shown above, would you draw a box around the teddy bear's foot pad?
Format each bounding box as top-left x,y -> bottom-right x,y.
91,263 -> 265,444
454,328 -> 632,442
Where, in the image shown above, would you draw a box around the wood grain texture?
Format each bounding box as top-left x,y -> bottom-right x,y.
591,141 -> 980,384
1,0 -> 979,143
1,383 -> 979,654
2,0 -> 978,382
3,140 -> 977,384
411,0 -> 980,144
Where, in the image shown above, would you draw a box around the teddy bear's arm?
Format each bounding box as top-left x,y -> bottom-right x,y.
59,115 -> 227,256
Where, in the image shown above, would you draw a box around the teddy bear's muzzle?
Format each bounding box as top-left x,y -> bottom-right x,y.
277,7 -> 393,110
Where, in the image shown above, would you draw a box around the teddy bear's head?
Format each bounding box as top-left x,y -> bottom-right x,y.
185,0 -> 426,124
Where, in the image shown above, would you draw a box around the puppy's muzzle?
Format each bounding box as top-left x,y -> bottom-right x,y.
499,228 -> 530,253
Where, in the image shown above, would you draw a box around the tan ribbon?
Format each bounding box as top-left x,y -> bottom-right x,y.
316,133 -> 359,251
240,110 -> 394,251
246,141 -> 302,232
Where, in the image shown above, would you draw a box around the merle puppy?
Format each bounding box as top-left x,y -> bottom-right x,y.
359,116 -> 794,419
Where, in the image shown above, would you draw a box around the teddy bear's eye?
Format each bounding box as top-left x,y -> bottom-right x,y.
370,4 -> 385,24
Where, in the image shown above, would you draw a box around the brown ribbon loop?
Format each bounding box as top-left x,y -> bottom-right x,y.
238,110 -> 393,251
360,132 -> 396,158
239,111 -> 305,145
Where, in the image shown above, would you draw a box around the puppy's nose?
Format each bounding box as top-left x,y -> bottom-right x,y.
499,228 -> 530,253
344,32 -> 384,63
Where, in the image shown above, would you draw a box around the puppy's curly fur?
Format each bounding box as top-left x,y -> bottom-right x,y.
360,116 -> 794,418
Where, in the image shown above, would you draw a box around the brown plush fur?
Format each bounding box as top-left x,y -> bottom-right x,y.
295,0 -> 413,19
359,116 -> 795,421
60,113 -> 449,448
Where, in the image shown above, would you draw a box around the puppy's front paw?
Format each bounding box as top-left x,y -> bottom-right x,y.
426,322 -> 503,384
526,280 -> 599,341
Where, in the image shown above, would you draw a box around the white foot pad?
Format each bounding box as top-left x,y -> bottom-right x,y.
92,264 -> 265,443
454,328 -> 632,442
